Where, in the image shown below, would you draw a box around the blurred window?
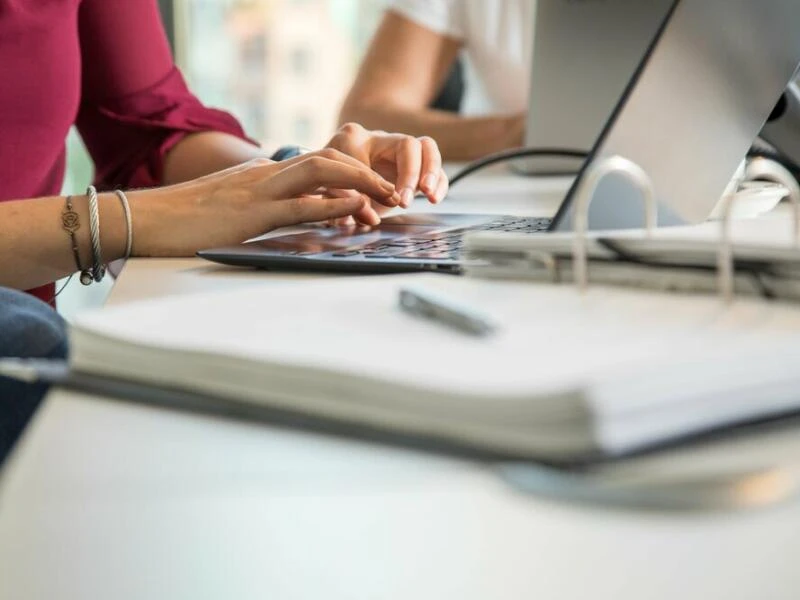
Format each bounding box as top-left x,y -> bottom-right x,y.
174,0 -> 384,148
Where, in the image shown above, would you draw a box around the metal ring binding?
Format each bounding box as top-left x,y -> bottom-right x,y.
571,155 -> 658,292
528,250 -> 559,282
718,157 -> 800,304
744,156 -> 800,246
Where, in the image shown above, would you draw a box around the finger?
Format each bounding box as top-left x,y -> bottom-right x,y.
331,187 -> 399,219
326,187 -> 365,200
270,195 -> 368,228
331,215 -> 357,227
353,200 -> 382,227
325,189 -> 368,227
325,215 -> 357,227
433,169 -> 449,204
381,136 -> 422,209
298,156 -> 402,206
327,122 -> 372,161
266,156 -> 402,207
326,124 -> 373,167
331,189 -> 382,226
418,136 -> 443,201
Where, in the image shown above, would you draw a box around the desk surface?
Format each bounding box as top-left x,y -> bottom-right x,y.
3,172 -> 800,600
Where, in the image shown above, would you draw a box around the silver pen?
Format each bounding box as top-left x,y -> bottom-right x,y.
398,285 -> 498,337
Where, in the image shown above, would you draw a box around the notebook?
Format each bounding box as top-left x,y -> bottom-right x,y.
68,273 -> 800,462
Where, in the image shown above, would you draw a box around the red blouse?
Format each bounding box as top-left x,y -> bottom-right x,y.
0,0 -> 250,303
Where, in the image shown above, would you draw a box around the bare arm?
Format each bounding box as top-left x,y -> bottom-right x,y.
0,150 -> 406,291
1,121 -> 452,292
0,190 -> 145,291
339,11 -> 524,162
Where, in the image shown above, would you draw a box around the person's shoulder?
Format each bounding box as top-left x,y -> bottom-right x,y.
387,0 -> 465,39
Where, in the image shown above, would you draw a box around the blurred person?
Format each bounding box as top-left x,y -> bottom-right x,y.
340,0 -> 534,161
0,0 -> 448,460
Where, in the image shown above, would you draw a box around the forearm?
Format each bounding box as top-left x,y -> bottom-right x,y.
0,129 -> 263,289
161,131 -> 268,185
0,180 -> 226,290
339,105 -> 521,161
1,130 -> 449,290
0,133 -> 265,289
0,193 -> 131,291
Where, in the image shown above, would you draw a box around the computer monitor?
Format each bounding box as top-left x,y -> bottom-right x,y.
520,0 -> 674,175
553,0 -> 800,231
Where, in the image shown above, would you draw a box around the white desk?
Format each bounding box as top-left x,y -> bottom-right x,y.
3,172 -> 800,600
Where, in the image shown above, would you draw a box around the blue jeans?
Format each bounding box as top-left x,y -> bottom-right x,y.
0,287 -> 68,463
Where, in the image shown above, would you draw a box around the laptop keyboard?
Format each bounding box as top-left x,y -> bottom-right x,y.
331,216 -> 551,261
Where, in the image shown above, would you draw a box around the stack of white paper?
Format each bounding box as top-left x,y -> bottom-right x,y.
70,273 -> 800,460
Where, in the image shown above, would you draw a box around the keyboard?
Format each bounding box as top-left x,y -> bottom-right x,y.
330,216 -> 552,262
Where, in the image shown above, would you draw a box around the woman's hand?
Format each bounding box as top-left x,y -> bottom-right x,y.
325,122 -> 449,225
130,149 -> 402,256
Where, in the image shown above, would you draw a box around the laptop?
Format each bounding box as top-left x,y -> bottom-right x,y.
518,0 -> 674,176
199,0 -> 800,274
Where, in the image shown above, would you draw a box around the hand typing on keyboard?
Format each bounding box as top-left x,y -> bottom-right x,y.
325,123 -> 450,226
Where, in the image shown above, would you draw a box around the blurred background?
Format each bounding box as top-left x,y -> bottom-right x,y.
60,0 -> 386,317
174,0 -> 383,150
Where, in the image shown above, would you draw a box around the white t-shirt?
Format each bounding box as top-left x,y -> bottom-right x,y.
388,0 -> 535,116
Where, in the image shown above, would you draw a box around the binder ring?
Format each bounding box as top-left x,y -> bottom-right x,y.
718,157 -> 800,303
744,156 -> 800,246
572,155 -> 658,292
526,250 -> 558,282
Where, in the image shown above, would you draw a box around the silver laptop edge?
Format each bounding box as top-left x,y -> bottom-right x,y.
553,0 -> 800,232
522,0 -> 674,175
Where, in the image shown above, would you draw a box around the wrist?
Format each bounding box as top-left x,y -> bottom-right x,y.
124,186 -> 178,257
499,114 -> 525,149
125,181 -> 212,257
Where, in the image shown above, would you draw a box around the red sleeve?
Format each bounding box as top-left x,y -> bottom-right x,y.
75,0 -> 257,189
